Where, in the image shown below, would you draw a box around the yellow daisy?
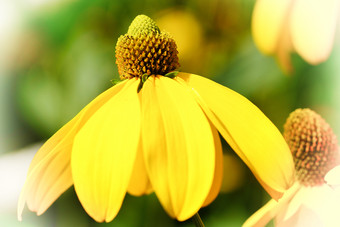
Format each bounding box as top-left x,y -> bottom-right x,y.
252,0 -> 340,72
244,108 -> 340,227
18,15 -> 294,223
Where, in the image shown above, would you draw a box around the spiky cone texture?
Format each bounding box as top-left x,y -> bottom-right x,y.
115,15 -> 180,79
243,108 -> 340,227
18,15 -> 295,224
284,108 -> 339,186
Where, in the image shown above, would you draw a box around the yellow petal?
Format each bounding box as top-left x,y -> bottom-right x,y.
140,77 -> 174,218
127,140 -> 153,196
17,80 -> 129,221
290,0 -> 340,64
252,0 -> 293,55
141,76 -> 216,221
243,182 -> 301,227
203,123 -> 223,207
17,121 -> 74,221
177,73 -> 295,200
71,79 -> 141,223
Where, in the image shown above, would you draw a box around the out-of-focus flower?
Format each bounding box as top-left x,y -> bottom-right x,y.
156,9 -> 204,73
220,153 -> 246,193
18,15 -> 294,223
252,0 -> 340,72
244,108 -> 340,227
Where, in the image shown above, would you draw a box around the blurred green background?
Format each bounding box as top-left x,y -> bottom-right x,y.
1,0 -> 339,226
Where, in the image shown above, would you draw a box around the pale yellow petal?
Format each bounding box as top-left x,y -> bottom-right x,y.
141,76 -> 216,221
243,182 -> 301,227
252,0 -> 294,55
325,165 -> 340,187
177,73 -> 295,200
18,80 -> 129,221
290,0 -> 340,64
275,19 -> 294,74
127,140 -> 153,196
71,79 -> 141,223
278,185 -> 307,223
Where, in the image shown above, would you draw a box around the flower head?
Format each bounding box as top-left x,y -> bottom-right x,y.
244,108 -> 340,227
252,0 -> 340,72
115,15 -> 179,79
18,15 -> 294,223
284,108 -> 338,186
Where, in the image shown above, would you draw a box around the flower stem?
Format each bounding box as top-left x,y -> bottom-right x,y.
192,212 -> 205,227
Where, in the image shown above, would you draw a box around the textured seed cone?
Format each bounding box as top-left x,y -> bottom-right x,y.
284,108 -> 339,186
115,15 -> 180,79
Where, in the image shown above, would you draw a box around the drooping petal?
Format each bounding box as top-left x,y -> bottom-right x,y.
252,0 -> 294,55
243,182 -> 301,227
140,77 -> 174,218
177,73 -> 295,200
290,0 -> 340,64
127,140 -> 153,196
275,185 -> 340,227
275,20 -> 294,74
71,79 -> 141,223
17,120 -> 75,221
18,80 -> 129,220
325,165 -> 340,187
141,76 -> 216,221
276,205 -> 323,227
203,123 -> 223,207
278,185 -> 307,223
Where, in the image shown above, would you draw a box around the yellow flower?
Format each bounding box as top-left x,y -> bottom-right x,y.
18,15 -> 294,223
244,108 -> 340,227
252,0 -> 340,72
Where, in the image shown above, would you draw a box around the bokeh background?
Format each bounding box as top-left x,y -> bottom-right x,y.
1,0 -> 340,226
